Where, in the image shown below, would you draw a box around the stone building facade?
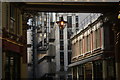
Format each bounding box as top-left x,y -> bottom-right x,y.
69,14 -> 116,80
2,2 -> 28,79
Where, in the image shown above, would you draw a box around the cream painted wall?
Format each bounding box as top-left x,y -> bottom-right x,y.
21,58 -> 28,79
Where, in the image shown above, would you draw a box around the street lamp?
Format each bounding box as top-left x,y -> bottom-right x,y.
56,16 -> 67,29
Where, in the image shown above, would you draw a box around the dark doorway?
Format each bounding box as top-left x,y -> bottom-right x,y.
93,60 -> 103,80
84,62 -> 92,80
5,52 -> 20,80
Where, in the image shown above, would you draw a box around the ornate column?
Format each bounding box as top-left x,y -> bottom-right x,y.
113,20 -> 120,80
103,11 -> 120,80
111,12 -> 120,80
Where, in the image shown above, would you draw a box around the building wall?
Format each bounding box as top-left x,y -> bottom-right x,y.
71,15 -> 103,62
34,12 -> 56,79
21,57 -> 28,79
2,2 -> 28,79
27,29 -> 32,65
63,24 -> 68,72
70,15 -> 116,80
55,13 -> 82,79
55,22 -> 60,72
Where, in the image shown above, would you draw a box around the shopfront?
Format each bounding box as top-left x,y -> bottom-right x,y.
5,51 -> 21,80
72,66 -> 77,80
93,60 -> 103,80
84,62 -> 92,80
106,58 -> 115,80
78,65 -> 84,80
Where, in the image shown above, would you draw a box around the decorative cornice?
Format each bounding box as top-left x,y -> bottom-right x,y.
0,37 -> 24,46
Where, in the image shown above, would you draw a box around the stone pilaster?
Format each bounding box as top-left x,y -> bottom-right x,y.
112,13 -> 120,80
102,60 -> 107,80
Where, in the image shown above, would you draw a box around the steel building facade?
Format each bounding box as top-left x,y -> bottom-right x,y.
54,13 -> 91,80
27,12 -> 56,79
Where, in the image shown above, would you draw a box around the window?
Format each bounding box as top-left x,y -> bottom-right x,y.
10,4 -> 15,32
73,67 -> 77,80
93,60 -> 103,80
68,52 -> 72,64
10,4 -> 15,19
83,38 -> 85,53
93,30 -> 97,49
86,36 -> 89,52
77,41 -> 79,56
60,29 -> 63,34
5,53 -> 20,79
95,28 -> 100,49
60,41 -> 64,46
60,45 -> 64,50
67,16 -> 72,28
68,45 -> 72,50
60,35 -> 63,39
6,3 -> 9,29
60,29 -> 64,39
78,65 -> 84,80
107,59 -> 115,79
60,52 -> 64,71
72,43 -> 75,58
17,9 -> 21,35
84,37 -> 87,53
67,31 -> 71,39
68,40 -> 71,45
60,52 -> 64,66
88,35 -> 91,51
95,29 -> 98,48
84,62 -> 92,80
68,38 -> 72,51
97,28 -> 100,48
79,40 -> 82,55
75,41 -> 79,56
10,18 -> 15,32
76,16 -> 78,28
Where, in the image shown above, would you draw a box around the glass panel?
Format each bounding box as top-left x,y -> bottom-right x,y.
10,19 -> 15,32
78,65 -> 84,80
73,67 -> 77,80
67,16 -> 72,28
107,59 -> 115,79
93,60 -> 103,80
5,52 -> 20,80
84,62 -> 92,80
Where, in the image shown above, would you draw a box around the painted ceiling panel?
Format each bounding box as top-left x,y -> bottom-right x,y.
2,0 -> 120,2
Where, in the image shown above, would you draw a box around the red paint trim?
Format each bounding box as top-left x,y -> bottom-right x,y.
3,40 -> 21,53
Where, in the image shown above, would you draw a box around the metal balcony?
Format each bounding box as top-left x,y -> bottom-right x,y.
37,46 -> 49,54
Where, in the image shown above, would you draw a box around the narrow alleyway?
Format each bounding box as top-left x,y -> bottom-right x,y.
1,1 -> 120,80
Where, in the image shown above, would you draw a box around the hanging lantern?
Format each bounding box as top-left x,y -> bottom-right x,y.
56,16 -> 67,29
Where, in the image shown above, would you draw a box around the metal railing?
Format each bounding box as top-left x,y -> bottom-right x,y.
71,13 -> 102,39
80,13 -> 101,29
